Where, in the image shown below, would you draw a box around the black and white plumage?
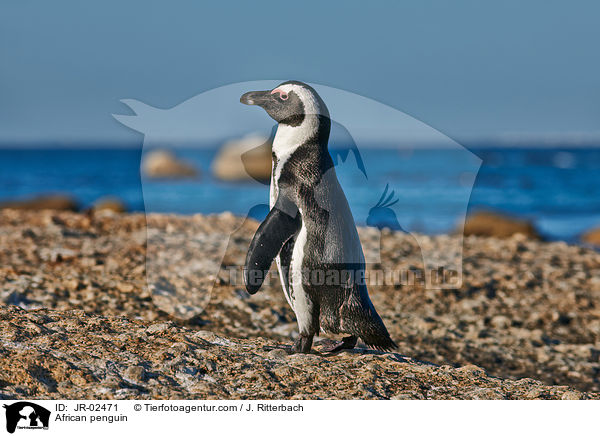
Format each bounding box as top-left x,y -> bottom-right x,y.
241,81 -> 396,354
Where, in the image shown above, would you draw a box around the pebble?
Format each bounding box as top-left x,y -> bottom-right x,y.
146,323 -> 170,334
267,349 -> 289,360
123,365 -> 147,382
561,391 -> 583,400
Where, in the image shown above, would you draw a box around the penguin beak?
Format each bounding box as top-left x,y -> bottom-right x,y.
240,90 -> 273,107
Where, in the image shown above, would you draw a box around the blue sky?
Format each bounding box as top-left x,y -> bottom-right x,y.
0,0 -> 599,145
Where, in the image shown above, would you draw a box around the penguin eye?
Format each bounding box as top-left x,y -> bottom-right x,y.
271,89 -> 288,101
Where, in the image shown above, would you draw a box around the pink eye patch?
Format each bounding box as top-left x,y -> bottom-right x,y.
271,89 -> 288,100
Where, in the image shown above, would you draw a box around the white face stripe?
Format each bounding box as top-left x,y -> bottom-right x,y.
271,84 -> 322,172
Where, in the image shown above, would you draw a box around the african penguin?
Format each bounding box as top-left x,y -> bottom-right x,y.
240,80 -> 396,354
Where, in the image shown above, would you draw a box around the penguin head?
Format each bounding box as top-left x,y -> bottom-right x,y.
240,81 -> 329,127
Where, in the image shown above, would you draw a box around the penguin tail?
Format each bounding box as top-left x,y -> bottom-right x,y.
359,325 -> 397,352
341,287 -> 397,352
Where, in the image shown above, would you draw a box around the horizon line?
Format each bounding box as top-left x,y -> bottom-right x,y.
0,135 -> 600,149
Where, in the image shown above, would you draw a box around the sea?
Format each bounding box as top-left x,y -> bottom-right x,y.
0,146 -> 599,243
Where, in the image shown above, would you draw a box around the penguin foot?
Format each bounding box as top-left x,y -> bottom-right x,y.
318,335 -> 358,353
291,334 -> 314,354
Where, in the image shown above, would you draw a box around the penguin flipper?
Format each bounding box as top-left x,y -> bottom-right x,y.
244,198 -> 300,295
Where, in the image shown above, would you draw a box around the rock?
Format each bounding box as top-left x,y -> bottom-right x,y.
457,365 -> 486,377
581,227 -> 600,246
462,388 -> 506,400
146,323 -> 171,334
490,315 -> 511,329
462,211 -> 540,239
524,388 -> 543,399
212,134 -> 272,182
0,194 -> 78,211
391,391 -> 425,400
123,365 -> 147,383
561,391 -> 583,400
92,197 -> 127,214
267,348 -> 289,360
0,305 -> 595,400
142,150 -> 198,179
116,282 -> 135,293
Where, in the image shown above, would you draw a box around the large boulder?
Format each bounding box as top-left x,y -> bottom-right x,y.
462,211 -> 540,239
581,228 -> 600,246
142,150 -> 198,179
0,194 -> 78,211
212,134 -> 272,182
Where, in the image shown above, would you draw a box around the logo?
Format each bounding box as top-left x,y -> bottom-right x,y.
113,80 -> 481,319
3,402 -> 50,434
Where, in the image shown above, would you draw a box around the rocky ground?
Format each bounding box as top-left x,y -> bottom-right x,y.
0,305 -> 592,400
0,209 -> 599,399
